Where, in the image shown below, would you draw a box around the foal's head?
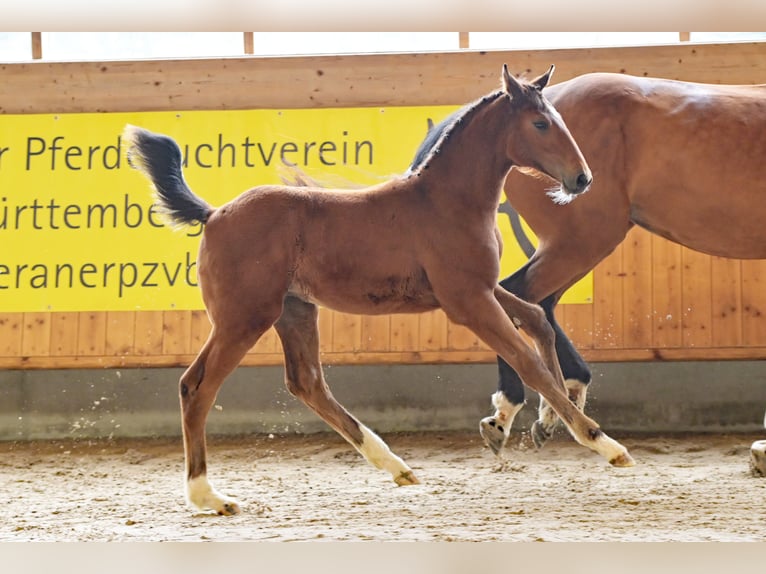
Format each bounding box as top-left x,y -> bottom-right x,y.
501,64 -> 592,202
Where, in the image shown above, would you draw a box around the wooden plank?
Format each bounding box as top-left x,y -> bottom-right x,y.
161,310 -> 191,355
592,244 -> 624,349
651,235 -> 683,348
390,314 -> 418,352
3,43 -> 766,115
332,311 -> 362,353
48,312 -> 78,356
21,312 -> 50,357
104,311 -> 136,357
710,256 -> 742,348
359,315 -> 390,352
621,227 -> 653,348
76,312 -> 107,356
0,313 -> 23,357
447,321 -> 484,351
680,247 -> 713,349
741,259 -> 766,346
133,311 -> 164,357
418,310 -> 449,351
557,303 -> 594,351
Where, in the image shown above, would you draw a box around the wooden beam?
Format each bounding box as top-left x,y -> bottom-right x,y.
31,32 -> 42,59
459,32 -> 470,49
243,32 -> 254,55
3,42 -> 766,115
679,32 -> 691,42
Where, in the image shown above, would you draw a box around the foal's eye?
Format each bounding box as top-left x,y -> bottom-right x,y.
533,120 -> 549,131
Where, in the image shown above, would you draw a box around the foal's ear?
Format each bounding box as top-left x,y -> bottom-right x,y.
531,65 -> 555,91
502,64 -> 524,99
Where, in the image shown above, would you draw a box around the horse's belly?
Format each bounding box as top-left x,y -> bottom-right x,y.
311,293 -> 440,315
632,203 -> 766,259
289,269 -> 440,315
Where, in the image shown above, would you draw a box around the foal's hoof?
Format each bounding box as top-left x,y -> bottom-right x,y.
395,470 -> 420,486
530,420 -> 552,450
750,440 -> 766,477
218,500 -> 242,516
479,416 -> 507,456
609,451 -> 636,468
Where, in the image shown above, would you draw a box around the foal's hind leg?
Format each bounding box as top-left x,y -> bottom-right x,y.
274,296 -> 419,486
181,323 -> 271,515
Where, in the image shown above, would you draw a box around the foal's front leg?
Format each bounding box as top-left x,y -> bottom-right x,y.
449,288 -> 634,467
274,296 -> 419,486
492,287 -> 590,447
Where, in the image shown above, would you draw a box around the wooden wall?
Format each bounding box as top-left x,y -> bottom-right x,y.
2,41 -> 766,369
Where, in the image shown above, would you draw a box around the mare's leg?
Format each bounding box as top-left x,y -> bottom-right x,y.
274,296 -> 419,486
181,322 -> 272,515
443,284 -> 633,467
530,294 -> 591,448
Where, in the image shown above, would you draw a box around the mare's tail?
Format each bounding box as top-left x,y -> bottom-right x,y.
123,125 -> 213,226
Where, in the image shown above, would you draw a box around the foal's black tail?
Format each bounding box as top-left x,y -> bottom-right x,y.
123,125 -> 213,226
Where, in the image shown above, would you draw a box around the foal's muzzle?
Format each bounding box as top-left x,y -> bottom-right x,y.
566,170 -> 592,195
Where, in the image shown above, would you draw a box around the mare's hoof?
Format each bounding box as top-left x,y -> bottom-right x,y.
530,420 -> 552,450
395,470 -> 420,486
750,440 -> 766,477
479,416 -> 507,456
609,451 -> 636,468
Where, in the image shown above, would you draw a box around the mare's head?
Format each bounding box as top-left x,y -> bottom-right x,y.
500,64 -> 592,202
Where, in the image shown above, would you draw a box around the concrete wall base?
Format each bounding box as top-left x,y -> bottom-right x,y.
1,361 -> 765,441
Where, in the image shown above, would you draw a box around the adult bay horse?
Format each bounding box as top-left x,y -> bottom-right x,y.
410,72 -> 766,455
123,64 -> 635,516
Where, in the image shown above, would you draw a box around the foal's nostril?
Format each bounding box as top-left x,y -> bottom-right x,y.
576,172 -> 592,192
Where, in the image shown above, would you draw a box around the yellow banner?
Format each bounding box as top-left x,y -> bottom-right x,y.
0,107 -> 591,312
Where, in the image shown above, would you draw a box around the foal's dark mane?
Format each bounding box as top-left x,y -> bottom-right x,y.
408,89 -> 507,175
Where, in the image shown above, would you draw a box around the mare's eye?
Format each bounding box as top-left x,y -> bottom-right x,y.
533,120 -> 549,131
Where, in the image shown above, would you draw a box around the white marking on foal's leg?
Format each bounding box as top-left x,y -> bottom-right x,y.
584,431 -> 635,468
357,425 -> 419,485
187,474 -> 241,515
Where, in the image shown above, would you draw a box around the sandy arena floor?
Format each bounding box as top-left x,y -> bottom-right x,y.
1,430 -> 765,542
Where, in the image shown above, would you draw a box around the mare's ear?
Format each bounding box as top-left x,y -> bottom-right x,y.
502,64 -> 524,99
531,64 -> 555,91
